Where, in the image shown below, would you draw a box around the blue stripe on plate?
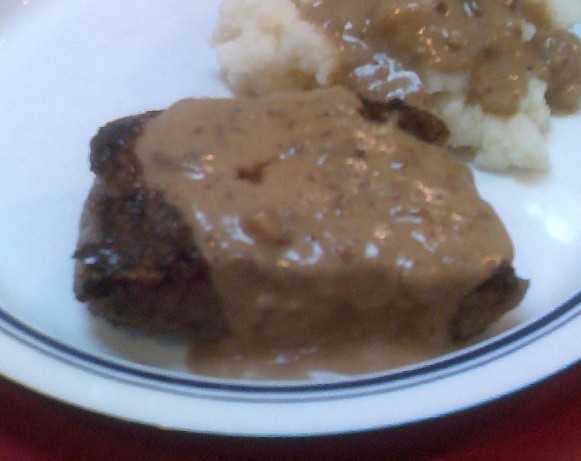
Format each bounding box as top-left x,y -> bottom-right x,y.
0,290 -> 579,398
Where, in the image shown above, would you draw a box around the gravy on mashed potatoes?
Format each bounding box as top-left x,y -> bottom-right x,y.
297,0 -> 581,116
214,0 -> 581,170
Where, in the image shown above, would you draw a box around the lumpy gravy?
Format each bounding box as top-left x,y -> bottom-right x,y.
296,0 -> 581,115
134,87 -> 517,379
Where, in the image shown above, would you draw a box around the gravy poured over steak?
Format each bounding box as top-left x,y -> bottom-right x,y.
74,87 -> 527,379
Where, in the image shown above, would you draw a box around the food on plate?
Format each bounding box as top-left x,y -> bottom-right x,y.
73,87 -> 528,377
213,0 -> 581,170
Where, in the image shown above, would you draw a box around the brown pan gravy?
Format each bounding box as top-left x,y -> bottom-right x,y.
296,0 -> 581,115
134,87 -> 521,379
187,329 -> 451,380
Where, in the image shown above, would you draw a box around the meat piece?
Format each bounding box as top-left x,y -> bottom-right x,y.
74,88 -> 527,350
359,97 -> 450,145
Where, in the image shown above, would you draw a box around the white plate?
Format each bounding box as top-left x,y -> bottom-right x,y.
0,0 -> 579,437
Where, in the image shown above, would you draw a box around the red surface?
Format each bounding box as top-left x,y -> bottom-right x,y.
0,364 -> 579,461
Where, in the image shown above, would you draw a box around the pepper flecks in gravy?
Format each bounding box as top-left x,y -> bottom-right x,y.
134,87 -> 525,378
296,0 -> 581,115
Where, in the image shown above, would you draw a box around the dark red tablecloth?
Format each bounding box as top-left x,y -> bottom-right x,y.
1,364 -> 579,461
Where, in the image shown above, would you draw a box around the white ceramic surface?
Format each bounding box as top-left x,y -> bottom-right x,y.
0,0 -> 579,436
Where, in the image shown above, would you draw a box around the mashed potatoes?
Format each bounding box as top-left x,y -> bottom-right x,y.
214,0 -> 581,171
430,78 -> 551,170
212,0 -> 336,94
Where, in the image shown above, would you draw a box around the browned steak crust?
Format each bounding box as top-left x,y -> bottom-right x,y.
453,264 -> 527,340
73,114 -> 224,338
